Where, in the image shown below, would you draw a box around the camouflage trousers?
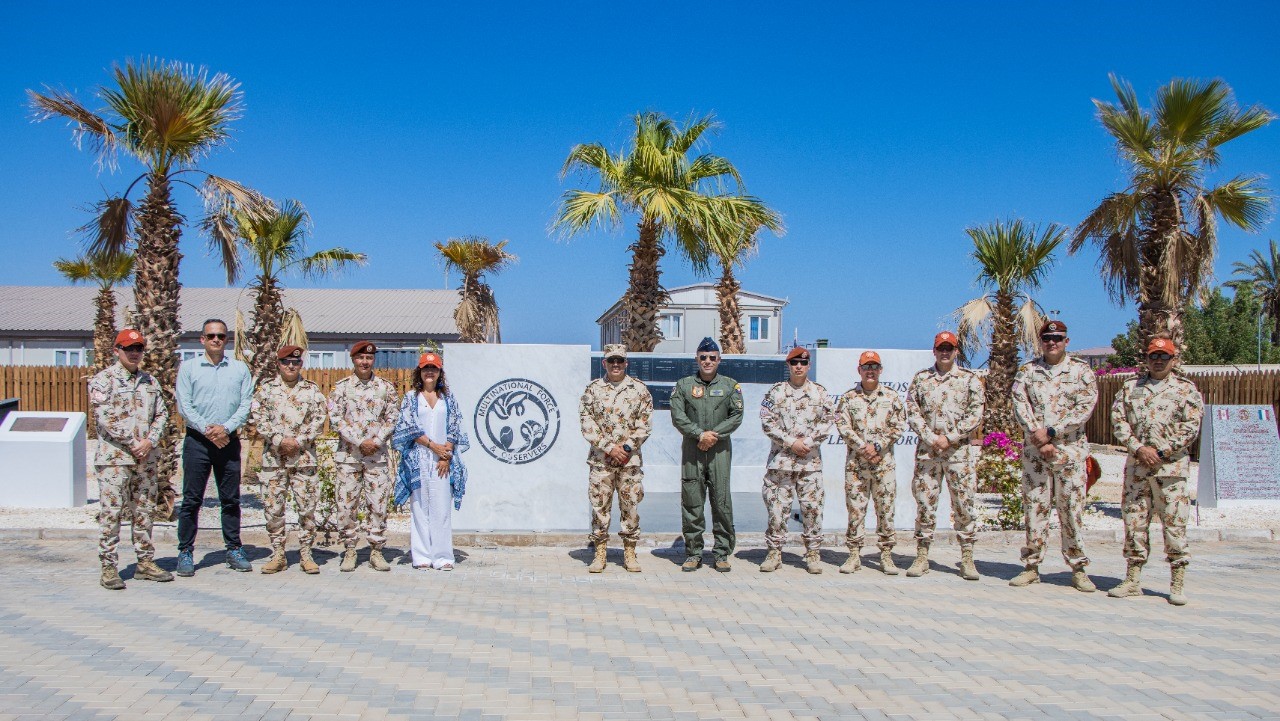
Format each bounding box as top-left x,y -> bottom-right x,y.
912,447 -> 977,546
762,469 -> 825,552
263,465 -> 319,550
587,462 -> 644,545
335,459 -> 393,550
845,460 -> 897,552
1122,470 -> 1191,568
1020,442 -> 1090,569
96,464 -> 158,567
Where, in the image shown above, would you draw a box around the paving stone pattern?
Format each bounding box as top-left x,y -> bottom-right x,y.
0,539 -> 1278,720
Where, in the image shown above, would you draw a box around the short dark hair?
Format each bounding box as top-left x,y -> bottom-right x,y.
202,319 -> 228,333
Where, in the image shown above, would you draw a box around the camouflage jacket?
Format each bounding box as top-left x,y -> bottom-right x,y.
835,383 -> 906,468
760,379 -> 835,472
1112,374 -> 1204,478
250,377 -> 328,469
88,362 -> 168,467
327,374 -> 400,465
1012,355 -> 1098,447
579,376 -> 654,468
906,365 -> 984,459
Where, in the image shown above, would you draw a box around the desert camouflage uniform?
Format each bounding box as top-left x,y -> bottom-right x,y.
834,383 -> 906,552
760,379 -> 835,552
579,376 -> 654,544
328,374 -> 399,550
89,362 -> 169,567
1012,355 -> 1098,569
1112,374 -> 1204,568
906,365 -> 984,546
251,377 -> 328,550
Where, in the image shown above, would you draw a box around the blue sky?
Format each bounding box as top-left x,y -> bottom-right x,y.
2,2 -> 1278,355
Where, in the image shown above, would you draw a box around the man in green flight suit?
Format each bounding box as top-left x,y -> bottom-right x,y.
670,337 -> 745,572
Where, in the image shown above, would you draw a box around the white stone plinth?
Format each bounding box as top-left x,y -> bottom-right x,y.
0,411 -> 87,508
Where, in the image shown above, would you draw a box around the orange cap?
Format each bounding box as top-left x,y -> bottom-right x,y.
859,350 -> 882,366
417,352 -> 443,369
785,346 -> 810,362
114,329 -> 145,347
934,331 -> 959,349
1146,338 -> 1177,356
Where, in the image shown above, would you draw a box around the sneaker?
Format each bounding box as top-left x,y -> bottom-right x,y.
226,548 -> 252,572
176,550 -> 195,577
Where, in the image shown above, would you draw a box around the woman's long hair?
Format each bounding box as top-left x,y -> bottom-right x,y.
412,365 -> 449,396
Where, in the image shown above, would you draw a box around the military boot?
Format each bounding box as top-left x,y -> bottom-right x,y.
1071,567 -> 1097,593
1008,565 -> 1040,587
759,549 -> 782,572
299,547 -> 320,575
959,546 -> 979,581
588,543 -> 607,573
905,544 -> 930,577
681,555 -> 702,572
340,549 -> 358,572
839,551 -> 861,574
135,559 -> 174,582
261,549 -> 287,574
622,542 -> 642,573
804,551 -> 823,575
1168,566 -> 1188,606
880,549 -> 900,575
100,565 -> 125,590
368,547 -> 390,572
1108,563 -> 1143,598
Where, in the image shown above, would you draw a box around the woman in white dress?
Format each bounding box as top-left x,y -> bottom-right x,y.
391,352 -> 470,570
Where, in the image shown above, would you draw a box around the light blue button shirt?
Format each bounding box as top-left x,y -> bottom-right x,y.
176,354 -> 254,433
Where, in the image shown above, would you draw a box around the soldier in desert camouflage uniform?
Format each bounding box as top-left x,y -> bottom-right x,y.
89,329 -> 173,590
759,346 -> 834,574
1108,336 -> 1204,606
328,341 -> 400,573
1009,319 -> 1100,592
579,344 -> 654,573
905,331 -> 984,580
251,346 -> 328,575
834,350 -> 906,575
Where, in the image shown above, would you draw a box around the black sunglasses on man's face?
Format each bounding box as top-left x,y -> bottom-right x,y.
203,333 -> 227,340
788,358 -> 810,366
1147,352 -> 1174,361
698,354 -> 719,362
1040,334 -> 1066,343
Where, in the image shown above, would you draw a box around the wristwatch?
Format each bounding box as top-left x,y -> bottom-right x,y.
873,443 -> 882,453
622,444 -> 633,453
1156,449 -> 1166,460
1046,427 -> 1057,439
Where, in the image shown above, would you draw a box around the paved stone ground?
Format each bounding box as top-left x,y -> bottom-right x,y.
0,539 -> 1278,721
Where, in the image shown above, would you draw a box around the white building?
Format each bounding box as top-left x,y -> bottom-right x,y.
0,286 -> 461,369
596,283 -> 788,354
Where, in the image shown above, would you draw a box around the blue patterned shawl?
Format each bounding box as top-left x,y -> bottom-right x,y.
391,390 -> 470,509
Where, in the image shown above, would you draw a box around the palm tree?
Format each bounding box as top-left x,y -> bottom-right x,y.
53,251 -> 135,375
1227,240 -> 1280,345
435,237 -> 517,343
555,112 -> 783,351
1071,74 -> 1274,350
706,223 -> 762,354
234,199 -> 366,383
954,219 -> 1067,436
30,58 -> 269,509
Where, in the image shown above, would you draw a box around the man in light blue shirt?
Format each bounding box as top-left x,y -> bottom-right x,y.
174,319 -> 255,576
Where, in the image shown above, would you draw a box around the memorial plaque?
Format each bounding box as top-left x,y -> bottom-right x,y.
1197,404 -> 1280,507
10,417 -> 68,433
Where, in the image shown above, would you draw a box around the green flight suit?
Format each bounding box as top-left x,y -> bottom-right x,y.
670,373 -> 744,561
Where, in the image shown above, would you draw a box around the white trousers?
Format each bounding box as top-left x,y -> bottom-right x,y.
410,464 -> 453,568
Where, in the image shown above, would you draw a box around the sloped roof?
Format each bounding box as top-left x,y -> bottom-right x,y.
0,286 -> 460,336
596,283 -> 788,323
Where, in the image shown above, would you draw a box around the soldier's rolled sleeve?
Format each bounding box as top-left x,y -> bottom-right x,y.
225,371 -> 254,433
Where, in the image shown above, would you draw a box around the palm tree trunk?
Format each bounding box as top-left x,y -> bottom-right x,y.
1271,297 -> 1280,347
1137,192 -> 1184,350
248,276 -> 285,384
716,265 -> 745,354
132,173 -> 184,520
92,286 -> 117,375
984,291 -> 1019,436
622,219 -> 668,352
454,274 -> 488,343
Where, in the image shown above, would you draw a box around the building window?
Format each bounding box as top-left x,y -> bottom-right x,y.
53,350 -> 85,367
308,351 -> 337,369
748,315 -> 771,342
177,350 -> 204,363
658,313 -> 683,341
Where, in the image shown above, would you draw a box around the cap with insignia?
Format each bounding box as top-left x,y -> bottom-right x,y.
603,344 -> 627,360
417,352 -> 443,369
933,331 -> 959,349
350,340 -> 377,357
1039,319 -> 1067,335
696,337 -> 720,354
277,345 -> 304,360
114,329 -> 145,347
785,346 -> 809,361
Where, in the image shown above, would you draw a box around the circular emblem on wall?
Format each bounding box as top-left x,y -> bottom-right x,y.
473,378 -> 561,464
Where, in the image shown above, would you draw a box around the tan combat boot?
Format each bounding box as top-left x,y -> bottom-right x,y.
1108,563 -> 1143,598
759,549 -> 782,572
135,559 -> 174,582
905,544 -> 930,577
804,550 -> 823,575
588,543 -> 607,573
261,549 -> 287,574
339,549 -> 358,572
880,549 -> 900,575
959,546 -> 979,581
840,551 -> 861,574
622,542 -> 641,573
368,547 -> 390,572
1168,566 -> 1188,606
299,547 -> 320,575
1008,565 -> 1040,587
1071,567 -> 1097,593
100,565 -> 125,590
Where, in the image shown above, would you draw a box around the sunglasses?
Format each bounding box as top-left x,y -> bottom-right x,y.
203,333 -> 227,340
117,344 -> 145,353
698,354 -> 719,362
278,359 -> 302,367
859,363 -> 882,371
935,345 -> 956,353
1040,335 -> 1066,343
1147,352 -> 1174,361
788,358 -> 810,366
605,357 -> 626,364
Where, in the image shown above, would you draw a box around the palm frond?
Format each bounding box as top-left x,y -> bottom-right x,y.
298,248 -> 367,280
1072,191 -> 1144,305
435,237 -> 517,278
671,112 -> 719,154
552,189 -> 620,238
201,175 -> 271,284
966,218 -> 1066,294
279,308 -> 308,350
54,250 -> 135,289
234,309 -> 251,363
27,87 -> 120,170
952,296 -> 994,361
1201,176 -> 1272,231
1015,298 -> 1046,355
76,196 -> 135,258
